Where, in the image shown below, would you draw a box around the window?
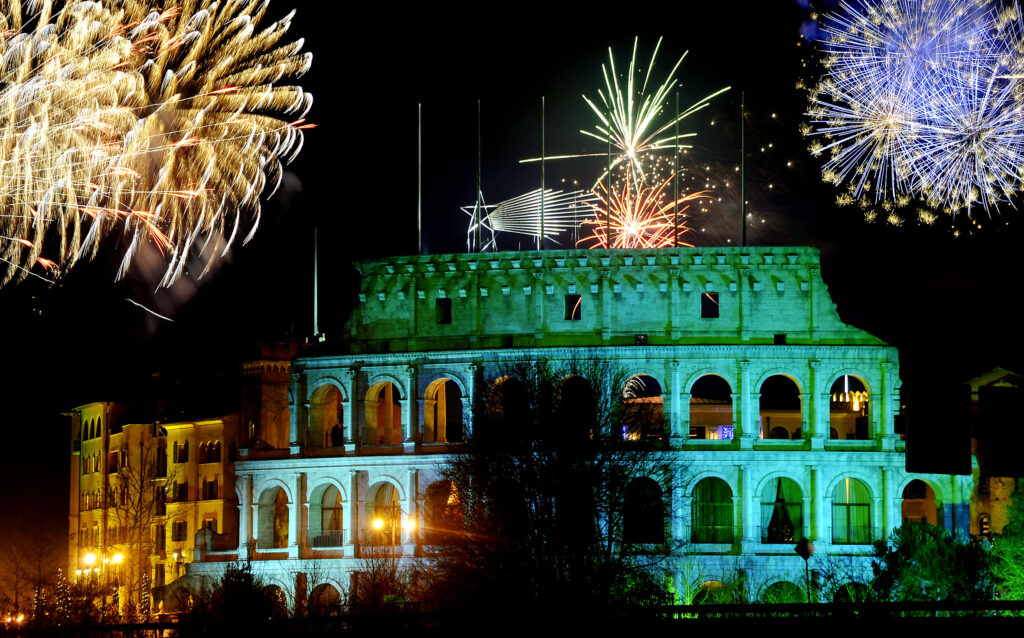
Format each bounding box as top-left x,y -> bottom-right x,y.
634,334 -> 648,346
833,478 -> 871,544
435,298 -> 452,324
155,489 -> 166,516
774,333 -> 787,345
202,478 -> 219,500
154,524 -> 166,551
761,478 -> 802,543
202,519 -> 217,532
692,477 -> 733,543
701,292 -> 719,318
172,521 -> 188,542
173,442 -> 189,463
980,513 -> 991,538
564,294 -> 582,320
173,482 -> 188,502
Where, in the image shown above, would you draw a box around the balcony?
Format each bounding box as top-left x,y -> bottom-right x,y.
310,530 -> 345,548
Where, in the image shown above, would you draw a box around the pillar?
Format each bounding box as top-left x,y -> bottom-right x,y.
344,368 -> 359,452
812,465 -> 825,542
881,466 -> 895,539
238,474 -> 252,558
738,360 -> 754,449
404,366 -> 418,452
347,470 -> 360,556
288,472 -> 304,559
880,361 -> 895,450
809,360 -> 825,448
670,361 -> 684,443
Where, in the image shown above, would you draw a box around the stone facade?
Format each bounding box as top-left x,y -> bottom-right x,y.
175,246 -> 972,606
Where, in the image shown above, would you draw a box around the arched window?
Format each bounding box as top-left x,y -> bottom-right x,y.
424,480 -> 461,545
901,479 -> 939,526
689,375 -> 733,440
483,376 -> 529,444
760,375 -> 801,439
365,382 -> 402,446
311,384 -> 345,448
424,379 -> 463,443
833,478 -> 871,544
760,581 -> 803,604
623,478 -> 664,544
761,478 -> 802,543
622,375 -> 664,442
257,488 -> 289,549
830,375 -> 870,440
692,477 -> 733,543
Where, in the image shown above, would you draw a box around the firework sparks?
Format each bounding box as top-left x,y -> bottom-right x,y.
521,37 -> 729,187
0,0 -> 312,288
805,0 -> 1024,215
578,170 -> 707,249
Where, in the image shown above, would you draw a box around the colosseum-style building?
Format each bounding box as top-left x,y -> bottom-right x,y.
183,246 -> 971,608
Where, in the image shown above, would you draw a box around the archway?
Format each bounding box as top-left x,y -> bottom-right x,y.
424,480 -> 461,545
309,583 -> 342,616
364,482 -> 405,547
310,384 -> 345,448
832,478 -> 871,544
309,484 -> 344,547
365,382 -> 402,446
761,477 -> 802,543
623,477 -> 664,544
257,487 -> 289,550
830,375 -> 869,440
689,375 -> 733,440
622,375 -> 664,442
692,477 -> 733,543
424,378 -> 463,443
759,375 -> 801,439
760,580 -> 803,604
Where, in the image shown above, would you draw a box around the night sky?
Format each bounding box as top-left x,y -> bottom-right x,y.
1,2 -> 1021,550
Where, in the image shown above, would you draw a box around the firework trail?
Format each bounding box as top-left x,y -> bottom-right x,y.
805,0 -> 1024,215
0,0 -> 312,288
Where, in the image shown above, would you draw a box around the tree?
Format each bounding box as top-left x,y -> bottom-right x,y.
993,486 -> 1024,599
435,358 -> 675,613
107,425 -> 181,614
871,522 -> 993,602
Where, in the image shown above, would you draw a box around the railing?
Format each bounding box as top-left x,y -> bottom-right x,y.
311,530 -> 346,547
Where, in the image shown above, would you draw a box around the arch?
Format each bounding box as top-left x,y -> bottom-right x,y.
263,584 -> 290,618
622,374 -> 664,442
308,583 -> 342,616
421,370 -> 469,397
760,580 -> 803,604
829,374 -> 870,440
832,477 -> 872,544
759,374 -> 802,439
691,477 -> 734,543
424,378 -> 464,443
424,480 -> 461,545
256,487 -> 289,550
483,376 -> 529,441
364,481 -> 406,546
310,382 -> 346,449
696,580 -> 728,604
895,475 -> 947,506
365,381 -> 403,446
760,477 -> 802,543
623,477 -> 664,544
689,374 -> 734,440
901,479 -> 940,526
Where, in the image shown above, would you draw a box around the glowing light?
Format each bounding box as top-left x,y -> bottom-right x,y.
83,552 -> 96,566
373,518 -> 385,530
0,0 -> 312,288
805,0 -> 1024,215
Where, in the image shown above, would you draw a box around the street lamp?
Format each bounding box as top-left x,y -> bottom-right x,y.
371,505 -> 416,557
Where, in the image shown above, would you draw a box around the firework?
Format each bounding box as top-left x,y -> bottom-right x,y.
0,0 -> 312,288
578,170 -> 706,249
806,0 -> 1024,214
521,37 -> 729,187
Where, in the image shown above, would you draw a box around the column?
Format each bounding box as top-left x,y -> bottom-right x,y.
738,360 -> 754,449
809,360 -> 825,449
534,271 -> 546,339
237,474 -> 252,558
344,368 -> 359,452
405,469 -> 419,550
879,361 -> 895,450
346,470 -> 360,556
881,466 -> 895,539
465,364 -> 480,437
740,465 -> 754,550
600,269 -> 612,340
289,372 -> 303,448
670,361 -> 684,443
403,366 -> 417,452
288,472 -> 303,559
812,465 -> 825,542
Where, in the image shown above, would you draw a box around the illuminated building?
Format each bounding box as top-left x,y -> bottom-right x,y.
69,403 -> 240,611
174,246 -> 972,608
